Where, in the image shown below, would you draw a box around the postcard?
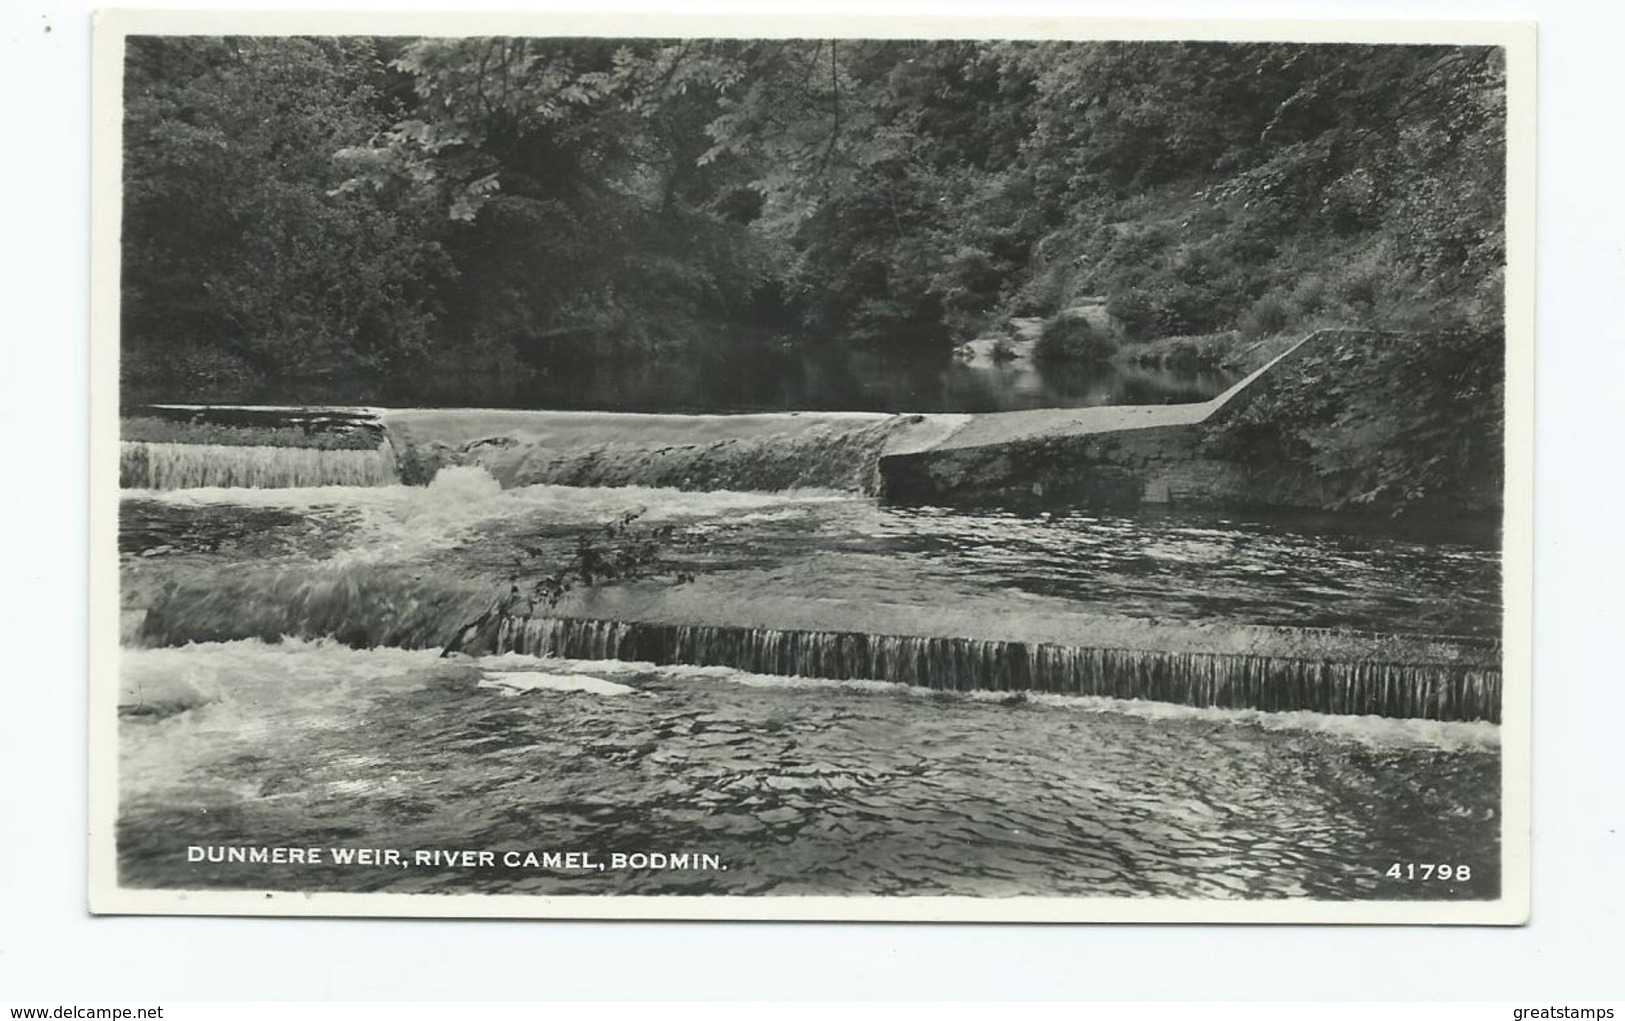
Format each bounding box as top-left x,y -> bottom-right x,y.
89,9 -> 1534,922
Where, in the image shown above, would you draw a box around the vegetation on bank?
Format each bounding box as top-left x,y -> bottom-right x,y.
1118,332 -> 1243,373
1203,328 -> 1504,514
123,38 -> 1507,514
1033,315 -> 1118,364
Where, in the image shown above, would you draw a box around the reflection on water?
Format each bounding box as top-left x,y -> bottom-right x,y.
123,341 -> 1237,415
118,641 -> 1500,899
497,347 -> 1235,415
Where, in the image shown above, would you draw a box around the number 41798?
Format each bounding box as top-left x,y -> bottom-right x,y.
1385,862 -> 1471,881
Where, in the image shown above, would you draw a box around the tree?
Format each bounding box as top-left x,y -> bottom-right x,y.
125,36 -> 1509,515
122,36 -> 451,398
339,38 -> 778,360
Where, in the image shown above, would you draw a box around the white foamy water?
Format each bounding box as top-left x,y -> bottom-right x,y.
118,639 -> 1502,899
478,671 -> 638,696
126,465 -> 848,515
126,466 -> 853,564
121,639 -> 1494,752
121,441 -> 398,489
662,664 -> 1501,751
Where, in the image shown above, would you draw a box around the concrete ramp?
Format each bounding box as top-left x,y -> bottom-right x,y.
878,329 -> 1370,510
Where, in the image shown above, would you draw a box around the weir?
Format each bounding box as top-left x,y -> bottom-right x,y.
129,558 -> 1501,723
119,405 -> 957,494
492,616 -> 1502,723
376,408 -> 952,493
117,330 -> 1502,725
116,329 -> 1334,499
120,440 -> 399,490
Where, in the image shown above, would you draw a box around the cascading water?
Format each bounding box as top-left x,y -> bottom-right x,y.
118,406 -> 947,494
120,440 -> 399,489
489,616 -> 1502,723
452,419 -> 900,493
116,455 -> 1506,898
125,468 -> 1503,726
377,408 -> 955,493
116,637 -> 1503,899
130,561 -> 1500,723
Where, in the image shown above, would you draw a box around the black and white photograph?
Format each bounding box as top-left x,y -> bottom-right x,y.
88,11 -> 1533,922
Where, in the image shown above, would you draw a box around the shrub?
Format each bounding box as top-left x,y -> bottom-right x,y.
1106,289 -> 1160,341
1239,293 -> 1292,339
943,306 -> 999,344
1008,264 -> 1069,317
1157,284 -> 1224,336
1108,222 -> 1177,265
1288,274 -> 1331,317
936,245 -> 1004,315
1106,283 -> 1227,342
1034,314 -> 1118,363
1162,338 -> 1214,373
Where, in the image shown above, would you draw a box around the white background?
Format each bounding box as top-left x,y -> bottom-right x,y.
3,0 -> 1620,1001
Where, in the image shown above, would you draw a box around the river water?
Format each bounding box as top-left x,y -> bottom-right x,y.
124,344 -> 1237,415
488,347 -> 1237,414
119,640 -> 1499,899
117,473 -> 1503,899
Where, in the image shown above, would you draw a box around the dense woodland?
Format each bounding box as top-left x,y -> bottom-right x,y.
122,36 -> 1507,513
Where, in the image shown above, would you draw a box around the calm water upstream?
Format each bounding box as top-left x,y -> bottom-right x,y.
487,347 -> 1237,414
123,343 -> 1237,414
117,475 -> 1502,898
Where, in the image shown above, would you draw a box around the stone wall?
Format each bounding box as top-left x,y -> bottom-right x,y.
877,422 -> 1324,511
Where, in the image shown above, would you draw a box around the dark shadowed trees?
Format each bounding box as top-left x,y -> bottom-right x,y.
122,36 -> 450,398
122,35 -> 1509,513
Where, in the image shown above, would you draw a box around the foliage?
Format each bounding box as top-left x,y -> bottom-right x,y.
122,37 -> 451,396
440,510 -> 700,657
1120,332 -> 1238,372
1034,315 -> 1117,363
127,37 -> 1505,357
336,37 -> 783,360
123,36 -> 1509,512
1205,329 -> 1504,515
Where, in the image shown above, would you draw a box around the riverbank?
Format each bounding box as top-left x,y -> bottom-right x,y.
1115,331 -> 1299,375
